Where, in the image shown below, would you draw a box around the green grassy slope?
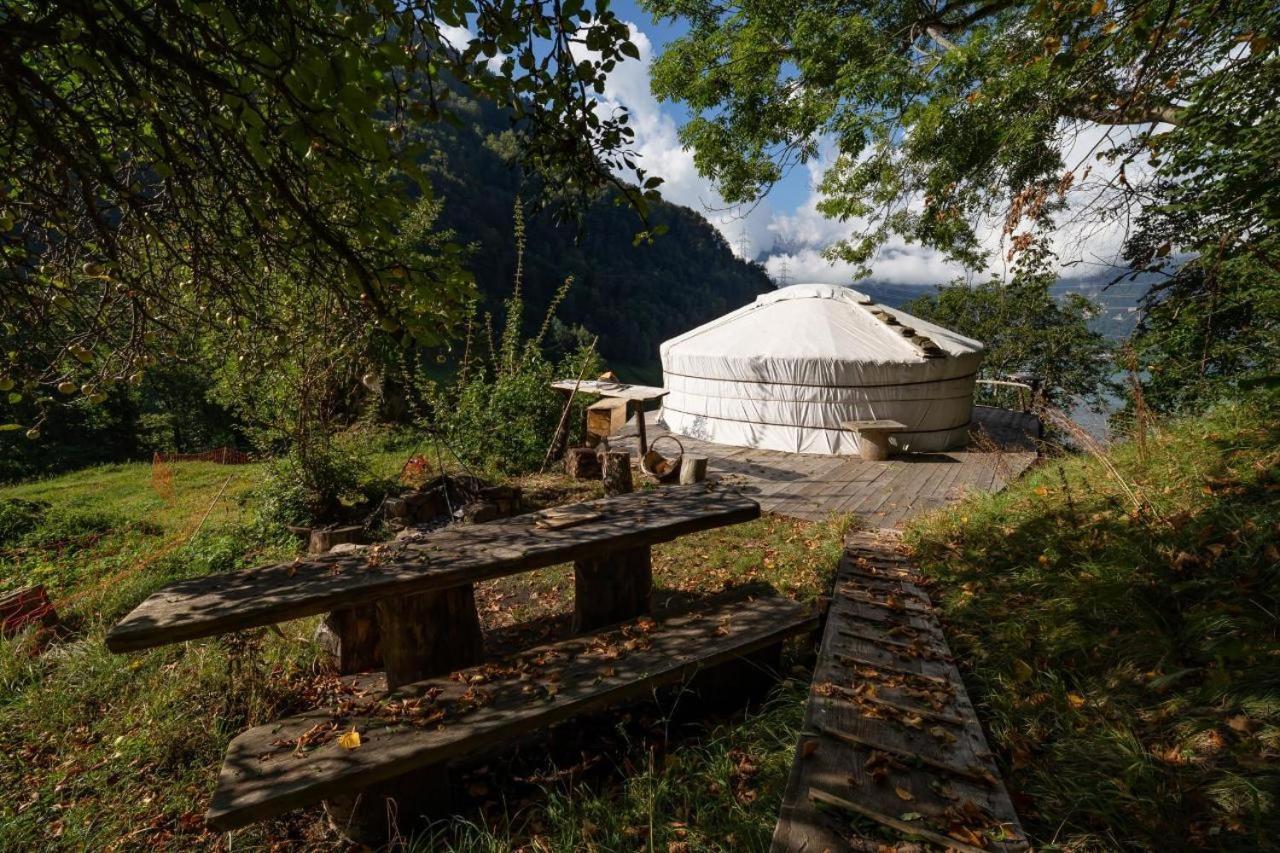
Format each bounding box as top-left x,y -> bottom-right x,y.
907,392 -> 1280,850
0,455 -> 850,850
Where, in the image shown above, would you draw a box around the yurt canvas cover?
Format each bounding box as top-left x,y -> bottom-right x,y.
659,283 -> 984,455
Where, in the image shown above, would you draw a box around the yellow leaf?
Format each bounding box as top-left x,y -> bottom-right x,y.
1090,0 -> 1106,14
1067,692 -> 1086,709
1013,659 -> 1034,682
338,729 -> 362,750
895,786 -> 914,801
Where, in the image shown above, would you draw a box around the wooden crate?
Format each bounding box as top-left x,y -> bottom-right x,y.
586,398 -> 629,442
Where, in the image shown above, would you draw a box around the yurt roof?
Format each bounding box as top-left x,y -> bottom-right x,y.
661,283 -> 983,366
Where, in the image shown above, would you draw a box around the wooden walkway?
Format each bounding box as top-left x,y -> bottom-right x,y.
612,406 -> 1039,526
771,532 -> 1028,852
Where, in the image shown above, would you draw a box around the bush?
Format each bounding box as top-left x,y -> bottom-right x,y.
255,438 -> 388,528
421,201 -> 601,476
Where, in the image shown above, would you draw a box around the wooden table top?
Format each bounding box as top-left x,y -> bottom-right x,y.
550,380 -> 669,402
840,418 -> 908,432
106,486 -> 759,654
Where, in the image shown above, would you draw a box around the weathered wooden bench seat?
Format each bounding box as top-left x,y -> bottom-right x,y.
206,595 -> 817,832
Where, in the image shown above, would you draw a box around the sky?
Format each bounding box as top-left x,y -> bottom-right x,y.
597,2 -> 1138,288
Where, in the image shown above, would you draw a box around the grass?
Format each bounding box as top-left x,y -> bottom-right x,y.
905,391 -> 1280,850
0,445 -> 852,851
16,392 -> 1271,851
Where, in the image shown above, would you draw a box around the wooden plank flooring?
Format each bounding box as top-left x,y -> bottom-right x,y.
771,532 -> 1028,852
611,406 -> 1039,526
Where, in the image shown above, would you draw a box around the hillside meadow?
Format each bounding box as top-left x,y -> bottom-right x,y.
1,392 -> 1276,849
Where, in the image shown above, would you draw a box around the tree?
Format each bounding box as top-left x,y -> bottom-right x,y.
644,0 -> 1280,408
905,276 -> 1115,412
1,0 -> 653,436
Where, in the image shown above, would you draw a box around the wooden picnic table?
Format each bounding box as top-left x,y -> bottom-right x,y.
107,486 -> 759,689
551,379 -> 669,456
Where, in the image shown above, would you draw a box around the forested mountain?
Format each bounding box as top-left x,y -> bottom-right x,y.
419,95 -> 774,368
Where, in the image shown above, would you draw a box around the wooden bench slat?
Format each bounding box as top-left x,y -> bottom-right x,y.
839,419 -> 908,432
206,595 -> 817,831
106,487 -> 759,653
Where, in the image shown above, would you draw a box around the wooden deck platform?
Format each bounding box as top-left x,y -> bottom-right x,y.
611,406 -> 1040,526
771,531 -> 1028,852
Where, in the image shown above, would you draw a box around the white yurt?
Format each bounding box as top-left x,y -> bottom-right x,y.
659,283 -> 984,455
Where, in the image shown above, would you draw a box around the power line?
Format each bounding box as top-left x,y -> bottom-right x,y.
775,258 -> 792,287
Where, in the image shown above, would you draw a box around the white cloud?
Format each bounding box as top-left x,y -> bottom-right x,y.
437,22 -> 506,72
590,25 -> 776,258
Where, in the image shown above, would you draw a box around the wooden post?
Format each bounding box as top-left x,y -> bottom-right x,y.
325,765 -> 451,845
375,585 -> 484,690
573,545 -> 653,632
316,606 -> 382,674
678,455 -> 708,484
602,450 -> 633,497
632,401 -> 649,456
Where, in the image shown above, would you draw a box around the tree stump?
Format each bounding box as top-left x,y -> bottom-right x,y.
324,765 -> 451,845
573,546 -> 652,632
375,585 -> 484,689
315,606 -> 382,674
678,454 -> 708,485
602,450 -> 633,496
308,525 -> 364,555
565,446 -> 602,480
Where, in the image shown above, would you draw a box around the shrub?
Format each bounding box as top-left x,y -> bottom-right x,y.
255,438 -> 388,528
420,201 -> 601,476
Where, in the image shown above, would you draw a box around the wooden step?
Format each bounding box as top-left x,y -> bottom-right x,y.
772,533 -> 1028,852
206,595 -> 817,831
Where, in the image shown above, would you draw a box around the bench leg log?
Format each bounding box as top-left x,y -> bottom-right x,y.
573,545 -> 652,632
376,585 -> 485,690
316,605 -> 382,674
324,765 -> 452,845
684,642 -> 784,713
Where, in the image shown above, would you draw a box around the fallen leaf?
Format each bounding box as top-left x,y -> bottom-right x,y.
1012,659 -> 1034,682
1066,692 -> 1086,709
801,740 -> 819,758
895,786 -> 914,801
337,729 -> 362,750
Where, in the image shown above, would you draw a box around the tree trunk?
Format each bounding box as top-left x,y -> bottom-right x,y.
375,585 -> 484,690
573,545 -> 652,632
601,450 -> 633,497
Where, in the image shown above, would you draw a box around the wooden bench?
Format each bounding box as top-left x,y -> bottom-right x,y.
840,419 -> 908,461
206,596 -> 817,834
108,486 -> 759,686
107,486 -> 788,840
